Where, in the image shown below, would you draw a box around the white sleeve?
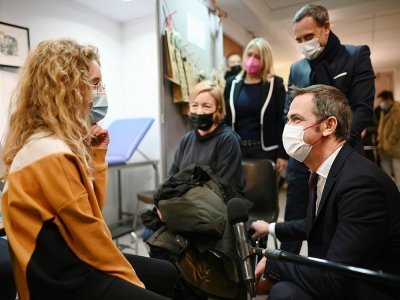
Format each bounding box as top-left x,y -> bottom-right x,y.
269,222 -> 277,239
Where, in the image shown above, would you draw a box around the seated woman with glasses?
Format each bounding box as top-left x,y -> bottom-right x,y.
1,38 -> 177,300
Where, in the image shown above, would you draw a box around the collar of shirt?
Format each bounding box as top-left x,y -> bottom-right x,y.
314,144 -> 344,212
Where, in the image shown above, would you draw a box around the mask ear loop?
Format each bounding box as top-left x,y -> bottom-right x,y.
303,117 -> 328,131
304,117 -> 329,146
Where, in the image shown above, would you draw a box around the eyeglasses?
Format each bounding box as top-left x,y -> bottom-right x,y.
91,81 -> 106,95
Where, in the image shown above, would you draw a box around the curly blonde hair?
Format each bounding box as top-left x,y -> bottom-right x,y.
2,38 -> 99,178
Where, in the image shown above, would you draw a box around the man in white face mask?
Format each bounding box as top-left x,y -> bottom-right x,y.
250,84 -> 400,300
282,4 -> 375,255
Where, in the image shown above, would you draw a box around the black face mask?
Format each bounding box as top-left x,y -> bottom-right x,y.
188,113 -> 214,131
230,65 -> 242,75
224,65 -> 242,79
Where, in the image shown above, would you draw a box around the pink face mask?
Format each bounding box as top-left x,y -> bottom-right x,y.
244,57 -> 261,74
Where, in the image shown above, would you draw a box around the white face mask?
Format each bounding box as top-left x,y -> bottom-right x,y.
379,102 -> 391,111
282,124 -> 313,162
298,38 -> 324,60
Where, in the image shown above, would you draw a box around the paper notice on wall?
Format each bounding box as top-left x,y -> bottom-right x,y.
187,13 -> 205,49
164,29 -> 180,84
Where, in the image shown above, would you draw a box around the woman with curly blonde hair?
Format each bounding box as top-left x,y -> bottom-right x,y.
2,39 -> 99,178
1,38 -> 176,300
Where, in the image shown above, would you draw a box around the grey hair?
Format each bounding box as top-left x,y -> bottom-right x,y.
293,4 -> 329,26
289,84 -> 352,141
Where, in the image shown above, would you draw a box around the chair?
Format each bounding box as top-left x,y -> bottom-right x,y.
241,158 -> 279,248
106,117 -> 157,252
133,190 -> 155,231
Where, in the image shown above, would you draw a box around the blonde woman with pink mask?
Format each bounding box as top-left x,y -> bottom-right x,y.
223,37 -> 288,174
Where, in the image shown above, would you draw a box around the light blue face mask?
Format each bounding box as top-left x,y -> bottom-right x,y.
90,92 -> 108,123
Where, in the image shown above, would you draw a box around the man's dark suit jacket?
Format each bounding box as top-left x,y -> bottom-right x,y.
285,44 -> 375,150
286,44 -> 375,174
224,74 -> 288,159
266,143 -> 400,299
282,44 -> 376,254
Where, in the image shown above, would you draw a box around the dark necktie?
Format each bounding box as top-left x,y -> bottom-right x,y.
308,172 -> 319,221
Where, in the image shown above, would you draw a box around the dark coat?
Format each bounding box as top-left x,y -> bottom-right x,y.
224,74 -> 288,159
169,124 -> 246,193
286,44 -> 375,174
148,164 -> 248,299
285,44 -> 375,146
269,143 -> 400,299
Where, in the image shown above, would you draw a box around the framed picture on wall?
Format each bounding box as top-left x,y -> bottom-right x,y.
0,22 -> 30,68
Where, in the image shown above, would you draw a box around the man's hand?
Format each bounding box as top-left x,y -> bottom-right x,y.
276,158 -> 288,174
250,220 -> 270,240
254,257 -> 273,294
91,124 -> 109,148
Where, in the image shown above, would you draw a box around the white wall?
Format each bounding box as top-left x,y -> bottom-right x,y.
0,69 -> 18,143
0,0 -> 124,136
114,13 -> 161,220
0,0 -> 160,223
120,13 -> 159,161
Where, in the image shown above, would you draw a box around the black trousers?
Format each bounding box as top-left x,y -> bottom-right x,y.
0,238 -> 17,300
269,281 -> 315,300
1,237 -> 177,300
99,254 -> 178,300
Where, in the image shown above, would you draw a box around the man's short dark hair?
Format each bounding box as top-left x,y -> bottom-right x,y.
290,84 -> 352,141
225,52 -> 241,64
226,52 -> 241,59
377,90 -> 394,101
293,4 -> 329,26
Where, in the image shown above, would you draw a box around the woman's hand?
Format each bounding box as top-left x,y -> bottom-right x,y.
91,124 -> 109,148
255,256 -> 267,280
254,257 -> 273,294
156,207 -> 163,221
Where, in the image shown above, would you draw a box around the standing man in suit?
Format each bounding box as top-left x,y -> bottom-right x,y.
251,85 -> 400,300
282,4 -> 376,254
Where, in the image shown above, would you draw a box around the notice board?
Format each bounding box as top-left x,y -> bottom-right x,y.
156,0 -> 224,178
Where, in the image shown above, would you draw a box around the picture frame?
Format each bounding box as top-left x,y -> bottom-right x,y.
0,22 -> 30,68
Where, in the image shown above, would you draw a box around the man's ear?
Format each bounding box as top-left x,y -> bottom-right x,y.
324,20 -> 331,32
322,116 -> 337,136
